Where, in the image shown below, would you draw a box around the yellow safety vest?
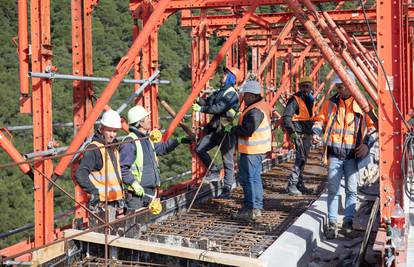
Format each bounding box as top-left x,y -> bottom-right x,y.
88,141 -> 124,202
238,99 -> 272,154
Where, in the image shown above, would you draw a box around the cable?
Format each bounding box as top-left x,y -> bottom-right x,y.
358,0 -> 410,130
402,131 -> 414,201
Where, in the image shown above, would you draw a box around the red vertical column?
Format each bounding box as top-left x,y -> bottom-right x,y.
377,0 -> 404,219
30,0 -> 54,246
71,0 -> 94,221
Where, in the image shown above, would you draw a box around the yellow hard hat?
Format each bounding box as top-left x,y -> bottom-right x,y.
149,129 -> 162,143
149,199 -> 162,215
299,76 -> 312,85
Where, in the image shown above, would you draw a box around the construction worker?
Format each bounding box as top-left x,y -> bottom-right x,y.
120,105 -> 191,211
312,70 -> 376,239
283,76 -> 315,196
192,67 -> 242,199
226,80 -> 272,220
74,109 -> 124,225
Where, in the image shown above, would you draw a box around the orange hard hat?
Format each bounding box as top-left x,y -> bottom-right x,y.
227,67 -> 243,84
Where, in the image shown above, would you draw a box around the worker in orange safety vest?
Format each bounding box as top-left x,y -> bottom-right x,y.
282,76 -> 315,196
312,70 -> 377,239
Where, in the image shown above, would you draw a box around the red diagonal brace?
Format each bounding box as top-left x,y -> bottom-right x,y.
285,0 -> 376,123
54,0 -> 172,177
257,16 -> 296,77
162,4 -> 258,141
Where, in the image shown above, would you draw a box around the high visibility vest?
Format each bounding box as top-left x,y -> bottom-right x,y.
88,141 -> 124,202
322,97 -> 366,156
292,95 -> 312,122
220,86 -> 240,126
123,132 -> 158,191
238,99 -> 272,154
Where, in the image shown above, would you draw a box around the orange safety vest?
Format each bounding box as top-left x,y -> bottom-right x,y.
88,141 -> 124,202
292,95 -> 312,122
238,99 -> 272,154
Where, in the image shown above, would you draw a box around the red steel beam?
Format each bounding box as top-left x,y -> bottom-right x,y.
313,69 -> 334,98
54,0 -> 172,177
286,0 -> 375,121
163,4 -> 258,140
18,0 -> 30,113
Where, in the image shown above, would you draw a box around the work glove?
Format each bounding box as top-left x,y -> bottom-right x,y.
224,124 -> 234,133
192,103 -> 201,112
290,132 -> 297,144
177,135 -> 192,144
88,193 -> 100,211
312,134 -> 321,145
149,198 -> 162,215
131,181 -> 145,197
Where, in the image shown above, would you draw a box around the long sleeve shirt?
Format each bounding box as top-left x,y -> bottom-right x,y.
282,91 -> 314,135
119,128 -> 179,188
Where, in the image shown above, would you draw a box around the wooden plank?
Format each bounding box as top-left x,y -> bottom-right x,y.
31,241 -> 65,266
64,229 -> 265,267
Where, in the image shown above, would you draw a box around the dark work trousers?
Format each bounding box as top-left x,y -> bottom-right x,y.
124,188 -> 155,238
195,131 -> 236,191
288,134 -> 312,187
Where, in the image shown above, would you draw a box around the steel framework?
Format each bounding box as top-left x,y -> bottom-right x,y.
0,0 -> 413,265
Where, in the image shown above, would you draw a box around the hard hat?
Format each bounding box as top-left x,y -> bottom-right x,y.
299,76 -> 312,85
127,105 -> 150,125
332,69 -> 356,85
101,109 -> 121,129
242,80 -> 261,95
227,67 -> 243,84
149,199 -> 162,215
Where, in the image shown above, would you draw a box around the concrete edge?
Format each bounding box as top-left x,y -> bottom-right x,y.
258,190 -> 328,267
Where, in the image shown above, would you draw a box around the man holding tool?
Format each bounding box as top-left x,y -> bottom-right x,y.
282,76 -> 315,196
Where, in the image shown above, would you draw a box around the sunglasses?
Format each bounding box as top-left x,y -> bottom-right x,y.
300,83 -> 312,88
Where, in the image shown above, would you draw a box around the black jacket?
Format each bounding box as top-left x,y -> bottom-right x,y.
233,98 -> 264,137
282,91 -> 314,135
198,84 -> 239,133
74,132 -> 121,196
119,127 -> 179,191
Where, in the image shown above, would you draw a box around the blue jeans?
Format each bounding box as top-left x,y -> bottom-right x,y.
238,153 -> 264,209
327,156 -> 358,222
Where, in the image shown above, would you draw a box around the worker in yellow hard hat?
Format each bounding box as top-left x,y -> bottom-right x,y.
282,75 -> 315,196
192,66 -> 242,199
120,105 -> 191,236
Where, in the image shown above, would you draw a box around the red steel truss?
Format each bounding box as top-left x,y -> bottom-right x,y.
0,0 -> 413,265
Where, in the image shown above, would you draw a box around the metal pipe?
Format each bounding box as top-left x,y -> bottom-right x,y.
313,69 -> 335,98
0,129 -> 32,176
53,0 -> 172,177
116,70 -> 160,113
18,0 -> 29,95
287,0 -> 375,122
163,4 -> 258,141
28,71 -> 170,85
3,260 -> 32,266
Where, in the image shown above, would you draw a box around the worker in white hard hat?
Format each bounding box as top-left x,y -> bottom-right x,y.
120,105 -> 191,218
224,80 -> 271,221
312,69 -> 376,239
74,109 -> 124,227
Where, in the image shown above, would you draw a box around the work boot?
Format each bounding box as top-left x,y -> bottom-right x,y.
297,182 -> 313,194
286,184 -> 302,196
325,220 -> 338,239
341,219 -> 354,236
233,208 -> 253,221
252,209 -> 262,220
204,166 -> 221,182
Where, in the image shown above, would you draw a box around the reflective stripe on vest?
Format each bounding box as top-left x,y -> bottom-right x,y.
88,141 -> 123,202
238,99 -> 272,154
123,132 -> 158,190
292,95 -> 312,122
323,98 -> 364,154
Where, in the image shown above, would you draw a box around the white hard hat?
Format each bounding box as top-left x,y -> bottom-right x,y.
101,109 -> 121,129
242,80 -> 261,95
128,105 -> 150,125
332,69 -> 356,85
